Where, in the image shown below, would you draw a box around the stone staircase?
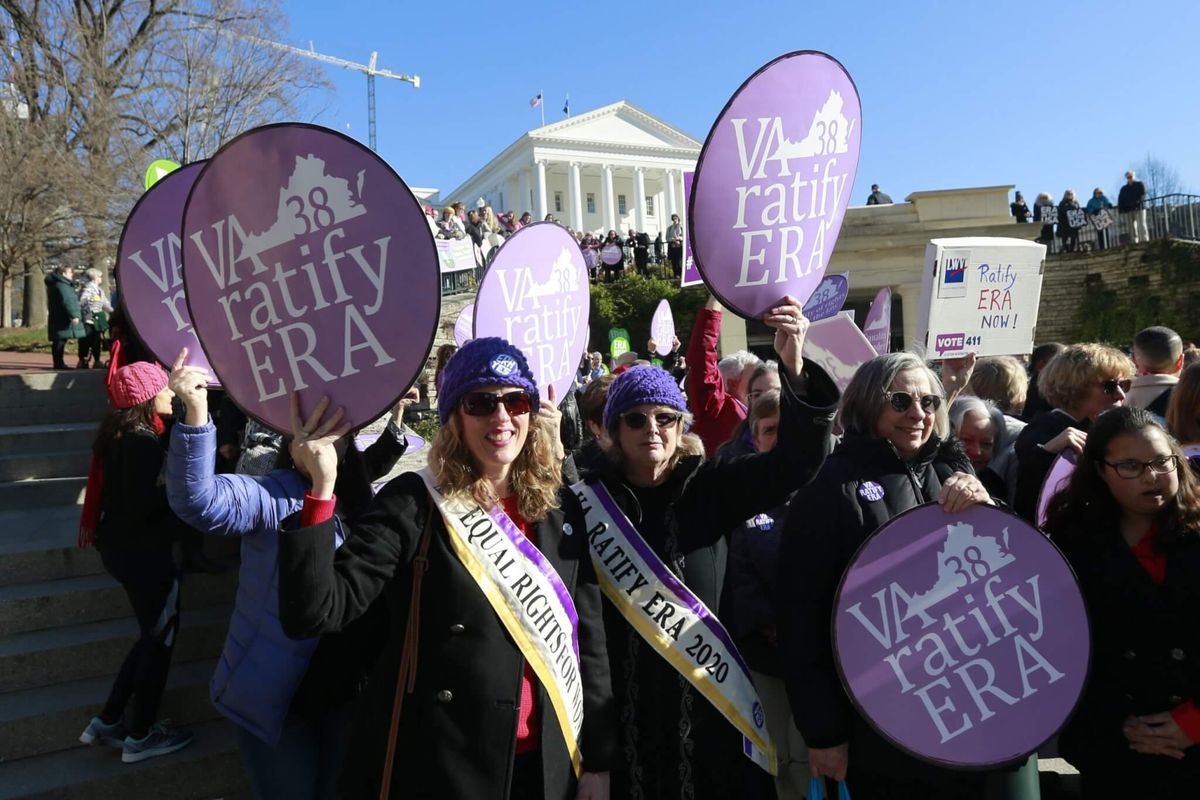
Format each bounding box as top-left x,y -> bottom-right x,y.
0,370 -> 249,799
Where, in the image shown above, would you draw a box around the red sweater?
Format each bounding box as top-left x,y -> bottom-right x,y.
685,307 -> 747,457
1130,524 -> 1200,742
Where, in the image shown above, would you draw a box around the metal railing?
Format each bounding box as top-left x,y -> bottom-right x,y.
1034,193 -> 1200,255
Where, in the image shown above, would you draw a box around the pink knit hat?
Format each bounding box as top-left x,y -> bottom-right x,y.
109,362 -> 168,409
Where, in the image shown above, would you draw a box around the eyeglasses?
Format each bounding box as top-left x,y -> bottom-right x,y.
1104,454 -> 1179,479
460,391 -> 532,417
621,411 -> 683,430
884,391 -> 943,414
1100,378 -> 1133,396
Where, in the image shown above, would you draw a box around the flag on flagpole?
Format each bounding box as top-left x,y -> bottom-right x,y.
563,94 -> 570,116
529,92 -> 543,108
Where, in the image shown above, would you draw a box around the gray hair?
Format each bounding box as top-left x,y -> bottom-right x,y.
84,267 -> 103,283
840,352 -> 949,441
949,396 -> 1009,463
717,350 -> 760,381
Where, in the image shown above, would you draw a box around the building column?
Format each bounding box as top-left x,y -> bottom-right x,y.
666,169 -> 678,219
568,162 -> 584,232
896,284 -> 920,352
517,170 -> 530,216
602,165 -> 616,232
535,160 -> 549,220
634,167 -> 647,233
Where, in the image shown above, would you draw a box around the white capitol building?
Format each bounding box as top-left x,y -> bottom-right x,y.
440,101 -> 700,236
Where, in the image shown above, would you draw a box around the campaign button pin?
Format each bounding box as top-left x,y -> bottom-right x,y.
752,513 -> 774,531
490,354 -> 518,377
562,523 -> 574,537
858,481 -> 885,502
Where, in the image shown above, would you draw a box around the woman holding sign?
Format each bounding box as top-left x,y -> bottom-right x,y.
277,337 -> 615,800
1044,407 -> 1200,797
574,295 -> 839,799
778,352 -> 996,798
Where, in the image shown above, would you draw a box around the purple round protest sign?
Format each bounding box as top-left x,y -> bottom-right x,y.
116,162 -> 217,380
1037,450 -> 1077,528
833,503 -> 1089,769
454,303 -> 474,347
801,272 -> 849,322
474,222 -> 590,405
690,51 -> 861,319
650,299 -> 675,353
864,286 -> 892,355
181,123 -> 439,433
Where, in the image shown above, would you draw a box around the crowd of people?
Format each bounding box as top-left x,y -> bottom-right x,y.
425,199 -> 685,282
70,281 -> 1200,799
1011,170 -> 1151,254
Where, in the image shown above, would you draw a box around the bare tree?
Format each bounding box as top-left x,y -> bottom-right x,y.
1134,153 -> 1187,198
0,0 -> 327,323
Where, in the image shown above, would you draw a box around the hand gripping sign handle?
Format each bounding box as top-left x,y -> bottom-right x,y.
808,777 -> 853,800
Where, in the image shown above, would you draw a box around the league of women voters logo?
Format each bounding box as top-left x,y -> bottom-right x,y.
690,51 -> 861,319
181,123 -> 439,433
833,505 -> 1089,768
474,223 -> 590,405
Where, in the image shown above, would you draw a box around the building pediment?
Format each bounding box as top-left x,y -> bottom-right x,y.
529,101 -> 701,154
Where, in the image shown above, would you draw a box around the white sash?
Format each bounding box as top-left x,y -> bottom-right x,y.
418,468 -> 583,775
572,480 -> 777,775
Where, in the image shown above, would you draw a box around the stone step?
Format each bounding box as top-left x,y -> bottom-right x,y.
0,569 -> 239,637
0,604 -> 230,693
0,717 -> 249,800
0,423 -> 95,458
0,507 -> 103,587
0,659 -> 221,763
0,371 -> 109,427
0,477 -> 87,508
0,450 -> 91,482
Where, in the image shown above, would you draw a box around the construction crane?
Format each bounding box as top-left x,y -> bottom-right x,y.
242,34 -> 420,152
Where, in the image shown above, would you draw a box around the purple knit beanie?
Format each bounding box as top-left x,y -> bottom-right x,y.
603,365 -> 687,431
437,337 -> 540,425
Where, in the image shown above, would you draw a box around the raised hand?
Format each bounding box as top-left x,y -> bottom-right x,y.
168,348 -> 213,426
940,353 -> 977,402
288,393 -> 351,500
762,295 -> 809,383
538,384 -> 566,461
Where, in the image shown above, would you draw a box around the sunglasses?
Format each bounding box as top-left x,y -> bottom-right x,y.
621,411 -> 683,430
884,391 -> 943,414
461,391 -> 532,417
1101,378 -> 1132,396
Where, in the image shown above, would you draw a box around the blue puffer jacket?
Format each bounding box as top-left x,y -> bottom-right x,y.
165,420 -> 344,745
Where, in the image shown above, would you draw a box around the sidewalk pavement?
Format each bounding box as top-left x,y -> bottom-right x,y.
0,351 -> 58,375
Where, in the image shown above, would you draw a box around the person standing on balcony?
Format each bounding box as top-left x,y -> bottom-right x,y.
865,184 -> 893,205
1011,191 -> 1032,223
1119,170 -> 1149,243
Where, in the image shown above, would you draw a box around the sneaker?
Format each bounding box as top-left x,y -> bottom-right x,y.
79,716 -> 126,748
121,721 -> 194,763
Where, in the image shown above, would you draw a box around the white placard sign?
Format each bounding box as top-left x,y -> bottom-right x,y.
917,237 -> 1045,360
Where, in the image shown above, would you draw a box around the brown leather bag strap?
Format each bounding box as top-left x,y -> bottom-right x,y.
379,509 -> 434,800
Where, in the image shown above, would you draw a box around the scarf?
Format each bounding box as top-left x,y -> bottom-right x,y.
79,414 -> 165,548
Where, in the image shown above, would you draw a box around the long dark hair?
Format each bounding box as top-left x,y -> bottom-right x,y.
1043,406 -> 1200,544
93,398 -> 158,457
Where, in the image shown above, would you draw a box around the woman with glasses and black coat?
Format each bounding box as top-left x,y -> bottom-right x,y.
777,351 -> 998,798
1044,406 -> 1200,798
1013,343 -> 1135,522
580,295 -> 839,800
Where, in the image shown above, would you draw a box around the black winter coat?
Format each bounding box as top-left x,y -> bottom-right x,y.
1053,518 -> 1200,791
278,472 -> 616,800
45,272 -> 85,341
584,363 -> 839,800
1014,409 -> 1086,522
778,434 -> 988,790
96,426 -> 189,552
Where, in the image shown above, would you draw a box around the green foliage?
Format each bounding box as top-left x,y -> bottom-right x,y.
408,413 -> 441,444
588,275 -> 708,357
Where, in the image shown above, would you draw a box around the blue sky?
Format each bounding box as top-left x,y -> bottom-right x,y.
284,0 -> 1199,205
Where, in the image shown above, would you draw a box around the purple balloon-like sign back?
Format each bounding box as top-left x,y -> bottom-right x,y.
1037,450 -> 1077,528
454,303 -> 474,347
834,503 -> 1089,768
864,287 -> 892,355
650,299 -> 676,353
690,51 -> 861,319
117,162 -> 216,380
181,123 -> 440,433
801,313 -> 877,394
802,272 -> 849,321
473,222 -> 590,404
